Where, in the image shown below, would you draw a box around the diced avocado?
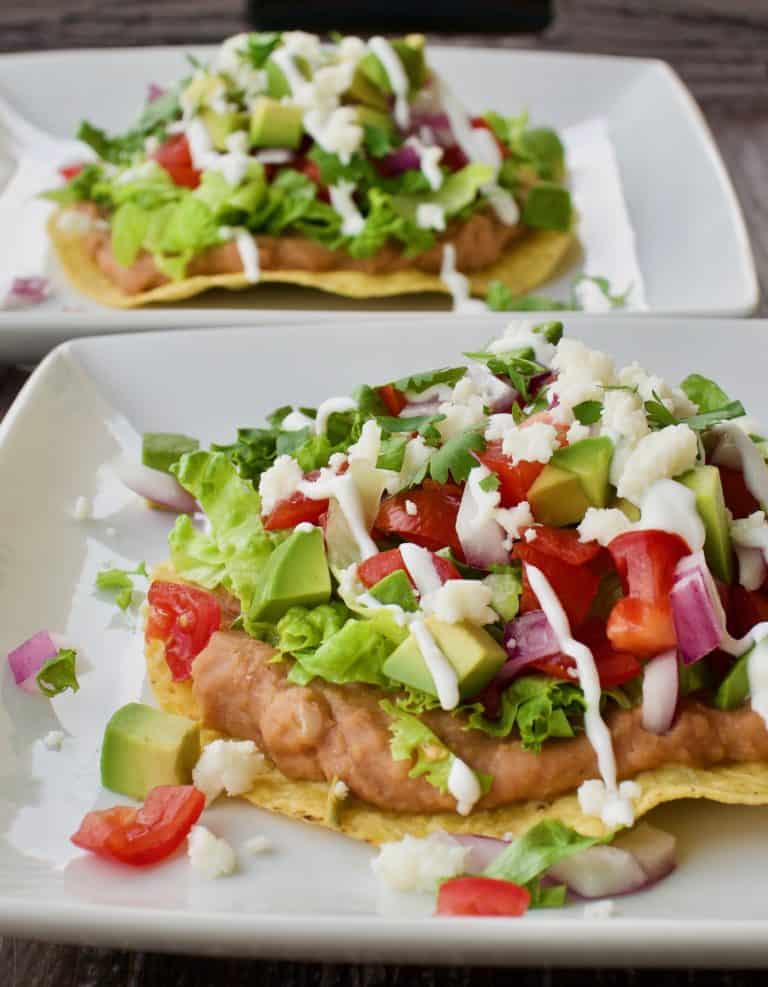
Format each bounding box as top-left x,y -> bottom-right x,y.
382,617 -> 506,701
678,466 -> 735,583
265,58 -> 291,99
714,649 -> 752,710
527,464 -> 591,527
392,36 -> 428,91
483,571 -> 522,622
551,436 -> 614,508
613,497 -> 641,522
142,432 -> 199,474
368,570 -> 418,612
182,73 -> 227,112
520,128 -> 566,182
100,702 -> 200,801
201,108 -> 248,151
250,526 -> 331,623
250,97 -> 304,149
346,66 -> 390,111
355,105 -> 395,133
522,183 -> 573,232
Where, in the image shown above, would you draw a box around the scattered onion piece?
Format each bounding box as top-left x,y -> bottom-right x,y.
7,630 -> 59,693
4,276 -> 50,309
115,459 -> 197,514
448,833 -> 508,874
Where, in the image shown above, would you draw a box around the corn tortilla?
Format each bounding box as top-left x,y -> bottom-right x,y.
48,210 -> 575,310
145,633 -> 768,846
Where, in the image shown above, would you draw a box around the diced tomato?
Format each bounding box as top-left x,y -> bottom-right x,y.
605,530 -> 689,658
531,619 -> 642,688
295,157 -> 330,201
59,163 -> 85,181
727,584 -> 768,639
441,144 -> 469,172
515,539 -> 601,630
71,785 -> 205,867
358,546 -> 460,589
436,877 -> 530,917
378,383 -> 407,417
524,526 -> 603,566
264,491 -> 329,531
719,465 -> 760,519
375,480 -> 465,559
474,440 -> 545,507
470,116 -> 511,159
145,581 -> 221,681
152,134 -> 201,189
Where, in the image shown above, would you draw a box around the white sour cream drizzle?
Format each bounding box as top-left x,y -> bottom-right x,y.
440,244 -> 486,314
368,36 -> 411,130
270,47 -> 309,99
416,203 -> 446,231
234,229 -> 260,282
406,137 -> 443,190
410,618 -> 460,711
299,468 -> 378,560
184,118 -> 252,187
637,479 -> 705,551
329,182 -> 365,236
399,543 -> 443,596
447,756 -> 483,815
712,424 -> 768,507
314,396 -> 357,435
482,183 -> 520,225
526,563 -> 636,827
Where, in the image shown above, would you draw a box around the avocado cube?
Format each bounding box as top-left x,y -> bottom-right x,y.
613,496 -> 641,523
101,702 -> 200,801
142,432 -> 199,475
183,73 -> 227,112
369,569 -> 418,612
201,108 -> 248,151
678,466 -> 735,583
382,617 -> 506,701
355,105 -> 395,133
522,183 -> 573,232
527,464 -> 591,527
551,436 -> 614,508
520,128 -> 566,182
250,527 -> 331,624
392,36 -> 428,91
250,97 -> 304,149
346,65 -> 390,111
265,58 -> 291,99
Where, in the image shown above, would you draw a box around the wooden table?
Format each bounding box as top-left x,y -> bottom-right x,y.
1,2 -> 767,983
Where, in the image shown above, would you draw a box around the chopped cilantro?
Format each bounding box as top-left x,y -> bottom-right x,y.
573,400 -> 602,425
95,562 -> 149,610
479,472 -> 500,493
37,649 -> 79,698
391,367 -> 467,395
428,430 -> 486,485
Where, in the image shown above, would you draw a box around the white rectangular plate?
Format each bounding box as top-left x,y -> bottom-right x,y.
2,315 -> 768,966
0,45 -> 758,362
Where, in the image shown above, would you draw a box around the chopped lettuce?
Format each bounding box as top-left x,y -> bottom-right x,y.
111,201 -> 151,266
380,700 -> 454,793
95,561 -> 148,610
288,615 -> 402,687
275,601 -> 350,655
391,366 -> 467,395
465,676 -> 586,750
484,820 -> 603,887
37,649 -> 80,698
168,514 -> 228,590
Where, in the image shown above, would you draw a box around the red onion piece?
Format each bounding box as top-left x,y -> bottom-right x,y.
380,144 -> 421,175
7,631 -> 58,691
409,111 -> 454,147
147,83 -> 166,102
5,276 -> 50,309
547,845 -> 647,899
456,471 -> 509,568
641,648 -> 679,735
671,553 -> 723,664
612,823 -> 677,884
115,459 -> 197,514
399,400 -> 442,418
448,833 -> 508,874
496,610 -> 561,682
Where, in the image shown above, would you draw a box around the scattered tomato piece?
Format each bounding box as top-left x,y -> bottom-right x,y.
145,581 -> 221,681
437,876 -> 530,917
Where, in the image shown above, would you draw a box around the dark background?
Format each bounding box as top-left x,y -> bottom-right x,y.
2,1 -> 768,983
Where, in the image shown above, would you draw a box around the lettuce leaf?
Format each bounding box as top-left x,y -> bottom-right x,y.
465,676 -> 585,750
37,649 -> 80,698
288,615 -> 401,687
111,201 -> 151,266
168,514 -> 229,589
95,561 -> 148,610
380,700 -> 454,793
275,601 -> 350,655
484,820 -> 603,885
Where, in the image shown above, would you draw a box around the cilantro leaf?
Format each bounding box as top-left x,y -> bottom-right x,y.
37,649 -> 79,698
377,414 -> 446,446
244,31 -> 281,68
376,434 -> 409,471
363,124 -> 399,158
428,430 -> 486,485
392,366 -> 467,395
486,279 -> 570,312
465,349 -> 546,401
643,393 -> 678,431
479,472 -> 500,493
681,373 -> 733,413
95,562 -> 149,610
683,401 -> 746,431
572,273 -> 630,309
573,400 -> 602,425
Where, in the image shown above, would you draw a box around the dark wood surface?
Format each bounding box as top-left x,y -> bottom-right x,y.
2,2 -> 768,983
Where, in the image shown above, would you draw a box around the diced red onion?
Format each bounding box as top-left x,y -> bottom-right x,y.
380,144 -> 421,175
147,83 -> 166,102
4,276 -> 50,309
641,648 -> 679,735
448,833 -> 508,874
456,471 -> 509,568
399,400 -> 442,418
7,631 -> 59,693
612,823 -> 677,884
671,553 -> 723,664
115,459 -> 197,514
409,111 -> 455,148
498,610 -> 560,682
547,845 -> 647,899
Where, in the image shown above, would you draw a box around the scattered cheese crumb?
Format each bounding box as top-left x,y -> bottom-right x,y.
72,496 -> 92,522
372,832 -> 468,892
422,580 -> 496,626
566,421 -> 591,445
258,455 -> 303,514
578,507 -> 632,547
42,730 -> 65,751
243,835 -> 272,855
192,739 -> 267,804
332,779 -> 350,800
187,825 -> 236,878
524,528 -> 538,543
416,202 -> 446,231
348,419 -> 381,466
578,779 -> 640,828
502,423 -> 558,465
583,900 -> 617,919
495,501 -> 534,541
329,452 -> 348,471
405,499 -> 418,517
437,396 -> 486,442
616,424 -> 698,504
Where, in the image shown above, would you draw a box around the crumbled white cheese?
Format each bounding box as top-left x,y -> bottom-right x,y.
304,105 -> 363,164
616,424 -> 698,505
422,579 -> 496,626
502,422 -> 558,465
488,319 -> 555,367
566,421 -> 591,445
187,825 -> 237,878
416,202 -> 446,231
42,730 -> 65,751
495,501 -> 534,541
192,739 -> 267,804
552,338 -> 616,412
485,413 -> 517,443
71,495 -> 92,522
348,419 -> 381,466
405,499 -> 418,517
732,510 -> 768,549
437,395 -> 486,442
371,832 -> 468,892
578,507 -> 632,547
332,779 -> 350,800
601,389 -> 649,445
243,835 -> 272,855
524,528 -> 538,543
583,900 -> 617,919
258,455 -> 303,515
577,779 -> 641,829
329,180 -> 365,236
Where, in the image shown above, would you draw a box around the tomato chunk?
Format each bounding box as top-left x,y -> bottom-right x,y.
59,163 -> 85,181
71,785 -> 205,866
358,547 -> 460,589
378,383 -> 407,417
606,530 -> 689,658
437,877 -> 530,917
515,541 -> 600,630
264,491 -> 329,531
524,526 -> 603,566
719,465 -> 760,519
375,481 -> 464,558
145,581 -> 221,681
474,440 -> 545,507
152,134 -> 201,189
